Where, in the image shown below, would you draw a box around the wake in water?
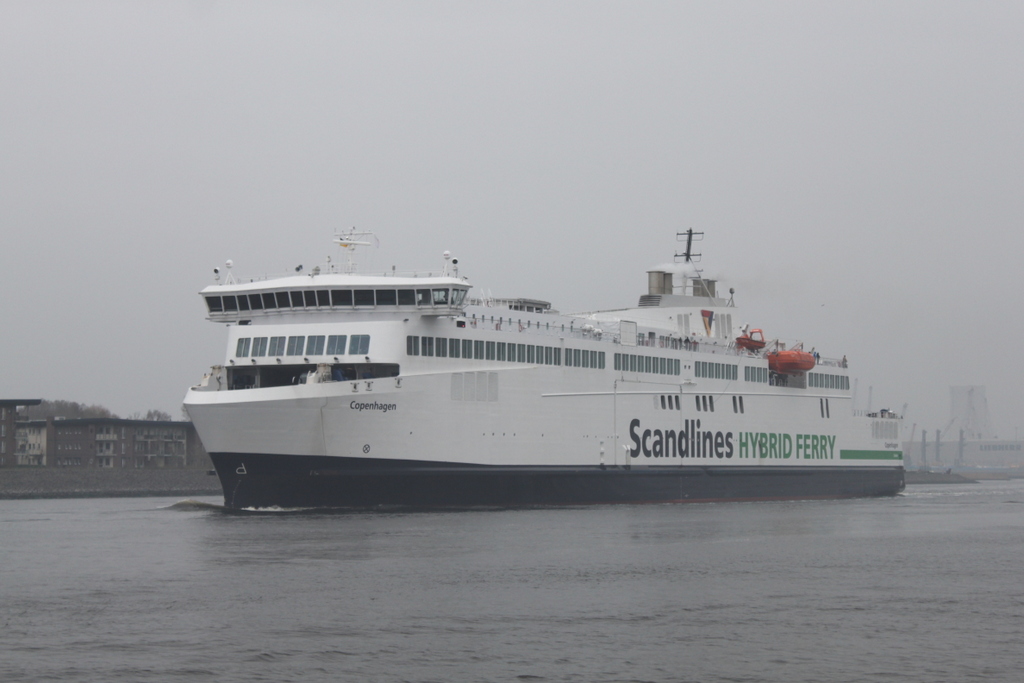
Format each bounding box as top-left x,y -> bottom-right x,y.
163,499 -> 228,511
162,499 -> 340,514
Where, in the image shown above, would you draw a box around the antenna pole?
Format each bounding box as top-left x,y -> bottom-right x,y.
674,228 -> 704,263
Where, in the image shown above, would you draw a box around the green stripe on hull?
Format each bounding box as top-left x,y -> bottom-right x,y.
840,450 -> 903,461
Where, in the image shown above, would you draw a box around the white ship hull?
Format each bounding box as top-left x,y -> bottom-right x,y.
184,233 -> 904,509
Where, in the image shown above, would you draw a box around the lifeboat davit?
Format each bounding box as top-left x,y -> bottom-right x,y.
766,349 -> 816,375
735,328 -> 766,351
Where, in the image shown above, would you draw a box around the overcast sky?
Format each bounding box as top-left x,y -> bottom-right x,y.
2,1 -> 1022,437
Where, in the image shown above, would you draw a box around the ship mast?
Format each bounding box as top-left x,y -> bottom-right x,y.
333,228 -> 379,273
675,228 -> 716,300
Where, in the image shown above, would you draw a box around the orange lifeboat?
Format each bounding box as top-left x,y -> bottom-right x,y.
766,349 -> 816,375
735,328 -> 766,351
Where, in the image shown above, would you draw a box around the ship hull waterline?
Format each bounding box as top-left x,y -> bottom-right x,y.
209,453 -> 906,510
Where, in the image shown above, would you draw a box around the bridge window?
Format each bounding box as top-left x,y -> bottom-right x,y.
290,291 -> 305,307
376,289 -> 397,306
248,294 -> 264,310
417,289 -> 431,306
432,289 -> 449,305
303,291 -> 316,307
331,289 -> 353,307
316,290 -> 330,307
262,293 -> 277,309
353,290 -> 374,306
398,289 -> 415,305
205,296 -> 223,313
275,292 -> 290,308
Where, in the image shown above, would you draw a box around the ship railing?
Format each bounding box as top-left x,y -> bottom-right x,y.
465,316 -> 850,369
221,268 -> 464,283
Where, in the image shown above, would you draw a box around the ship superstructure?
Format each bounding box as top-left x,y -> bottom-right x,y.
184,230 -> 904,509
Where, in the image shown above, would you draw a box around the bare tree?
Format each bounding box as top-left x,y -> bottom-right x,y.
23,400 -> 118,420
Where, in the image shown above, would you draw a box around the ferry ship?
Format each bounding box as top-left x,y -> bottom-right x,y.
183,230 -> 904,509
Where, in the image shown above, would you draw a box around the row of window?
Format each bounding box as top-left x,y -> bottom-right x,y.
696,395 -> 715,412
207,287 -> 467,314
695,361 -> 738,381
745,366 -> 769,384
406,335 -> 608,369
820,398 -> 831,419
236,334 -> 371,358
687,395 -> 747,414
809,372 -> 850,390
613,353 -> 682,376
565,348 -> 606,369
872,420 -> 899,439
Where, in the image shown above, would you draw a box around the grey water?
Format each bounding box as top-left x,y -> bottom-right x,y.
3,482 -> 1023,683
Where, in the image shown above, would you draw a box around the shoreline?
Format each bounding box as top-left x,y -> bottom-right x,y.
0,468 -> 222,500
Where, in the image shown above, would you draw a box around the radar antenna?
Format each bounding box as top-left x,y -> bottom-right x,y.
333,227 -> 379,273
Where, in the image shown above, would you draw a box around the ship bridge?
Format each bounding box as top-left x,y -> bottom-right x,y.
201,275 -> 470,323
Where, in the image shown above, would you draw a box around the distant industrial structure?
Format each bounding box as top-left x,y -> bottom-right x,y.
902,386 -> 1023,470
1,399 -> 209,470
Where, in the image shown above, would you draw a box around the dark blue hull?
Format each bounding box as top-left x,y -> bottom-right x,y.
210,453 -> 906,510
